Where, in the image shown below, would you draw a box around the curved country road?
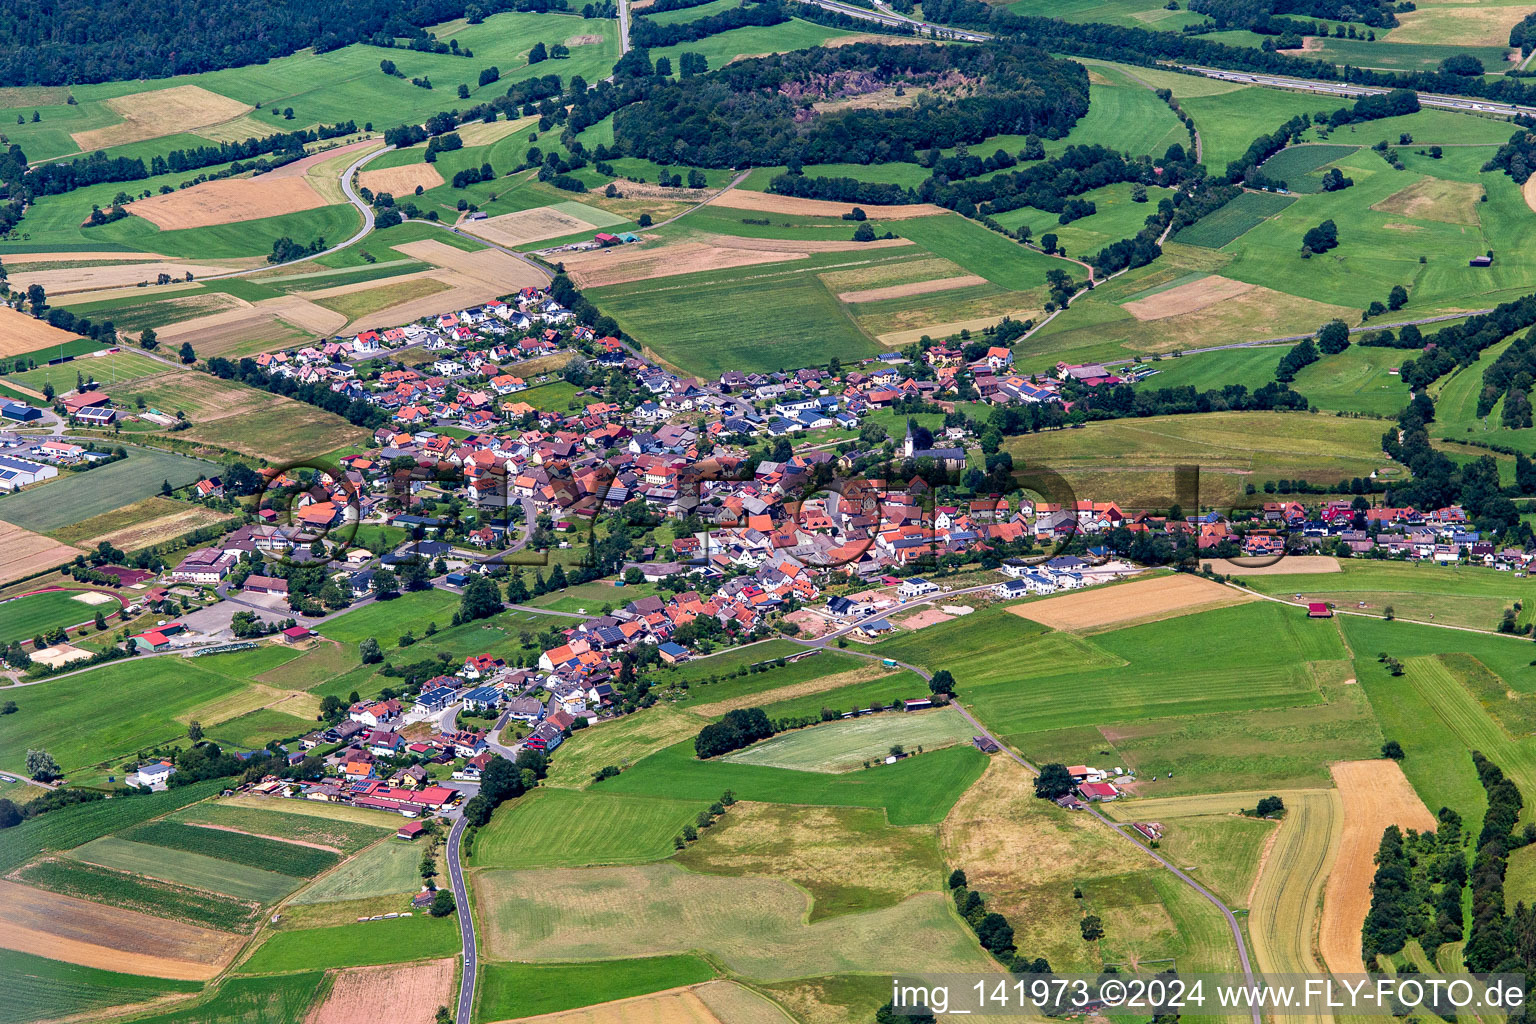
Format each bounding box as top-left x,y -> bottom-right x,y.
448,815 -> 476,1024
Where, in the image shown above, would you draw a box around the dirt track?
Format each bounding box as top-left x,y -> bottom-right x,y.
1318,760 -> 1435,975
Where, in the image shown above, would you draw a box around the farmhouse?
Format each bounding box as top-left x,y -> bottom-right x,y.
128,760 -> 177,790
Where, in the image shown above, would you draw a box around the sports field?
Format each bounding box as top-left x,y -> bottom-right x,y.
718,708 -> 973,773
0,589 -> 121,644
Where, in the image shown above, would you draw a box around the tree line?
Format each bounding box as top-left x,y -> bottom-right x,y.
630,0 -> 789,49
0,0 -> 563,86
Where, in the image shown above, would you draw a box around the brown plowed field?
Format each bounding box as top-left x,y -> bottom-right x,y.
1008,574 -> 1251,630
1202,555 -> 1341,576
1318,759 -> 1435,975
710,189 -> 946,220
0,880 -> 242,979
561,236 -> 911,288
9,261 -> 248,295
306,958 -> 455,1024
464,206 -> 603,247
128,177 -> 329,230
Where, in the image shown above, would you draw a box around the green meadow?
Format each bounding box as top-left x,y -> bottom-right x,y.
238,914 -> 463,973
0,447 -> 208,532
477,955 -> 717,1021
471,787 -> 705,867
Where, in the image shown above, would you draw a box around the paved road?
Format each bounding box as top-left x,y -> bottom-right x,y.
1180,66 -> 1536,118
799,0 -> 991,40
447,815 -> 476,1024
617,0 -> 632,54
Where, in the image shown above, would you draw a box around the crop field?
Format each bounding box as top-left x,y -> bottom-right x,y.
1247,789 -> 1341,985
719,708 -> 973,773
0,659 -> 252,779
1395,653 -> 1536,807
1173,191 -> 1296,248
1008,573 -> 1248,631
1256,144 -> 1361,192
1001,411 -> 1393,508
472,861 -> 998,980
0,521 -> 84,586
0,446 -> 208,533
544,706 -> 703,788
289,839 -> 419,904
1318,759 -> 1436,975
238,913 -> 462,973
69,836 -> 304,903
308,959 -> 456,1024
16,857 -> 261,933
122,819 -> 341,876
209,793 -> 409,829
1140,812 -> 1275,909
600,738 -> 986,826
3,947 -> 202,1024
48,495 -> 235,551
120,972 -> 326,1024
0,780 -> 226,875
171,799 -> 388,853
473,787 -> 703,868
676,801 -> 942,921
0,877 -> 245,980
0,588 -> 120,644
477,955 -> 717,1022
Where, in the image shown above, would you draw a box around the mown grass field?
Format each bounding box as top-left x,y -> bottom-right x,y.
318,588 -> 461,644
238,914 -> 462,973
676,800 -> 943,921
476,955 -> 716,1021
1242,559 -> 1530,630
0,659 -> 249,779
0,447 -> 208,533
1001,411 -> 1394,508
1248,789 -> 1342,979
600,738 -> 986,826
544,706 -> 702,788
170,799 -> 389,853
472,861 -> 997,980
4,948 -> 202,1024
719,707 -> 974,773
290,839 -> 421,904
472,787 -> 704,868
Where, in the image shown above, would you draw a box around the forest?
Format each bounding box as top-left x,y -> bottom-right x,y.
0,0 -> 564,85
611,41 -> 1089,167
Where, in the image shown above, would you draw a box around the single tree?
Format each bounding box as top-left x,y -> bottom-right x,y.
1080,914 -> 1105,941
26,748 -> 61,782
430,889 -> 457,917
1381,739 -> 1405,760
178,341 -> 196,364
187,720 -> 204,741
1034,762 -> 1075,800
359,637 -> 383,664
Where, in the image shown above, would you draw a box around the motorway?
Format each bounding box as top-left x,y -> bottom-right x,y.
1179,66 -> 1536,118
798,0 -> 991,40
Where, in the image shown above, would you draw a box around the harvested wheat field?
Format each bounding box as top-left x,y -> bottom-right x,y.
562,237 -> 911,288
0,880 -> 242,979
1009,574 -> 1250,631
878,306 -> 1041,348
1202,555 -> 1341,576
128,176 -> 329,230
1372,178 -> 1482,226
71,85 -> 251,152
505,987 -> 726,1024
85,505 -> 236,551
710,189 -> 946,220
0,520 -> 84,585
306,958 -> 455,1024
687,662 -> 900,718
156,295 -> 348,347
391,238 -> 547,291
454,115 -> 538,147
837,275 -> 986,303
0,305 -> 86,356
1319,760 -> 1435,975
462,205 -> 612,247
1122,275 -> 1256,321
1248,790 -> 1341,993
357,163 -> 445,197
10,261 -> 249,296
2,251 -> 167,264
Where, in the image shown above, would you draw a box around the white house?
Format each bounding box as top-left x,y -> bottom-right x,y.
128,760 -> 177,791
0,454 -> 57,492
898,577 -> 939,600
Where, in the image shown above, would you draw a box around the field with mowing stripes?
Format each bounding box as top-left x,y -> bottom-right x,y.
118,972 -> 325,1024
1247,789 -> 1342,991
719,708 -> 974,773
290,840 -> 420,904
1174,191 -> 1296,248
472,788 -> 704,868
